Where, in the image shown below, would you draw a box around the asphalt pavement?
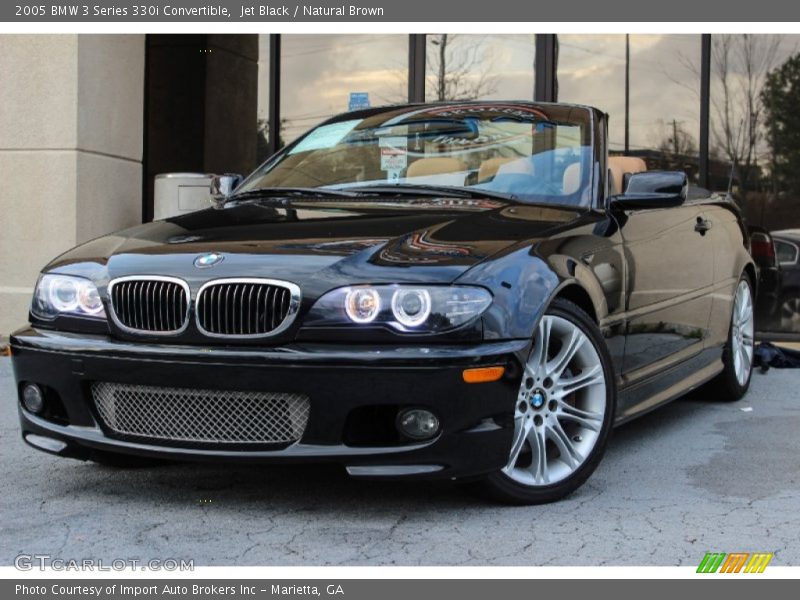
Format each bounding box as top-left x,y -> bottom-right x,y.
1,357 -> 799,566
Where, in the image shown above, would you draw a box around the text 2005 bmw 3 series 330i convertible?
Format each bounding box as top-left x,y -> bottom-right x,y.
10,102 -> 756,504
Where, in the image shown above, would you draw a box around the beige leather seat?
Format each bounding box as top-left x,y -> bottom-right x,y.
478,157 -> 515,182
407,157 -> 467,179
608,156 -> 647,195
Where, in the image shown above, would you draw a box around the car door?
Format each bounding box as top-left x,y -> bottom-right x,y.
616,201 -> 715,382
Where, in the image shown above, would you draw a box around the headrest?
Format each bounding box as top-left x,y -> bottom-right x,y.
608,156 -> 647,194
478,157 -> 515,182
407,157 -> 466,178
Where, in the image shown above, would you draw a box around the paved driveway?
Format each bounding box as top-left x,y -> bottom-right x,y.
1,357 -> 798,566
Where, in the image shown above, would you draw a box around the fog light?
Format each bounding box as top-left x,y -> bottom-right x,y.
22,383 -> 45,414
397,408 -> 440,440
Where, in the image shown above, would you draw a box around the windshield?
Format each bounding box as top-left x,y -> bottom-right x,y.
238,103 -> 595,207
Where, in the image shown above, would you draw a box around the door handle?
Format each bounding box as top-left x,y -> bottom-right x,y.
695,217 -> 712,235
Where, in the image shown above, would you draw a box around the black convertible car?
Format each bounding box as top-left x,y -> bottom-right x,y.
10,102 -> 756,504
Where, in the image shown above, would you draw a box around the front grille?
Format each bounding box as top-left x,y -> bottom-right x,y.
196,279 -> 299,337
91,382 -> 310,445
108,277 -> 189,334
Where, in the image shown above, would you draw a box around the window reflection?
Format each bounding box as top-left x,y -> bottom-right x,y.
277,34 -> 408,146
709,35 -> 800,333
256,36 -> 270,163
425,34 -> 535,102
558,35 -> 701,181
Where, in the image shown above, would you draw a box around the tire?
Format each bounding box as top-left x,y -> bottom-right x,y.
709,273 -> 755,402
88,450 -> 169,469
477,297 -> 616,505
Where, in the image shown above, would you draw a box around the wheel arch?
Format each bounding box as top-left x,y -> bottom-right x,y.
743,261 -> 758,298
552,282 -> 598,323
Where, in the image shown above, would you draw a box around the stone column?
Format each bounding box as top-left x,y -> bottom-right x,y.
0,34 -> 145,335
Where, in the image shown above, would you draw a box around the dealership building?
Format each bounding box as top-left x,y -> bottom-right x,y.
2,33 -> 799,335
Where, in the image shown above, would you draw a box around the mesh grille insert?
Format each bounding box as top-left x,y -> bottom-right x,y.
91,382 -> 310,445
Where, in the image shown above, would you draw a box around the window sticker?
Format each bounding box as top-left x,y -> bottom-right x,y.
289,119 -> 361,155
379,136 -> 408,181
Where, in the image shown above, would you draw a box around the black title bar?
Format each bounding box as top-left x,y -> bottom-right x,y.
4,0 -> 800,22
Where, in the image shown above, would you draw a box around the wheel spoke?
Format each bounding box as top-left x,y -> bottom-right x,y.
737,289 -> 747,322
558,402 -> 603,432
546,419 -> 582,470
739,344 -> 752,375
526,426 -> 548,484
530,317 -> 552,372
506,416 -> 531,470
547,328 -> 585,377
555,364 -> 604,397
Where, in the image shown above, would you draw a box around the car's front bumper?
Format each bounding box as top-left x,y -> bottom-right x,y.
10,327 -> 529,480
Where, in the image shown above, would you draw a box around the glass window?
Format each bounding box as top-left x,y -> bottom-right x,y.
775,240 -> 798,265
256,36 -> 270,163
425,34 -> 535,102
709,35 -> 800,333
278,35 -> 409,146
239,104 -> 595,207
709,35 -> 800,224
558,35 -> 701,181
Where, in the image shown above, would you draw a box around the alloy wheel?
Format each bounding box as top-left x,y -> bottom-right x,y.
731,279 -> 755,387
503,314 -> 607,487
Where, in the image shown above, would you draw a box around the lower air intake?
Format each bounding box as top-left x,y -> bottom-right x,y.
91,382 -> 310,445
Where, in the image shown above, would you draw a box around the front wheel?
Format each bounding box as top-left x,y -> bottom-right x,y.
478,298 -> 616,505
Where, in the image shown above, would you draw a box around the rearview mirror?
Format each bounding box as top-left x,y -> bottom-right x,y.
209,173 -> 243,208
610,171 -> 687,210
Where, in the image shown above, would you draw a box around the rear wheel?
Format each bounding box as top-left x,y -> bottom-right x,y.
710,275 -> 754,401
478,298 -> 615,505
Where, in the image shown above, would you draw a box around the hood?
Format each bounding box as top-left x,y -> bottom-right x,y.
47,197 -> 584,299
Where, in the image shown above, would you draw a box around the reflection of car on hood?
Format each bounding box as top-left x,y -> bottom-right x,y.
10,101 -> 756,505
277,238 -> 389,256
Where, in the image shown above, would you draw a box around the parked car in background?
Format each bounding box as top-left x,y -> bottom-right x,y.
772,230 -> 800,333
748,226 -> 782,331
10,102 -> 756,504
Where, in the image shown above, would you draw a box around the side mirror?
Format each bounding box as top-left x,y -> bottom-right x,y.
209,173 -> 243,208
609,171 -> 687,210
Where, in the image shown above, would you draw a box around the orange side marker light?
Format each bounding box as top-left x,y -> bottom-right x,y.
463,366 -> 505,384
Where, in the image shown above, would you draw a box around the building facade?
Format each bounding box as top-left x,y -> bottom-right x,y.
2,33 -> 799,335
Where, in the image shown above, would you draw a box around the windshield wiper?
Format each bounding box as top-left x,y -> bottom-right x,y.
225,186 -> 361,204
342,184 -> 517,201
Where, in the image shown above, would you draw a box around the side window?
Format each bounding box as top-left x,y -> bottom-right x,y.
775,241 -> 799,265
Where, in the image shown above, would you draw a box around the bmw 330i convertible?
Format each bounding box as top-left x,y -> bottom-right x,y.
10,101 -> 756,504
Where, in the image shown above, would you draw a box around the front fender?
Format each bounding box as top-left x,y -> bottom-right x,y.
458,246 -> 560,340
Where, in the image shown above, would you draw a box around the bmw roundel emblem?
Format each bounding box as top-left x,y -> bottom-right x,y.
194,252 -> 224,268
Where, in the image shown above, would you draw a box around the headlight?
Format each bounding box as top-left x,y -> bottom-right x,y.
305,285 -> 492,333
32,274 -> 106,319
